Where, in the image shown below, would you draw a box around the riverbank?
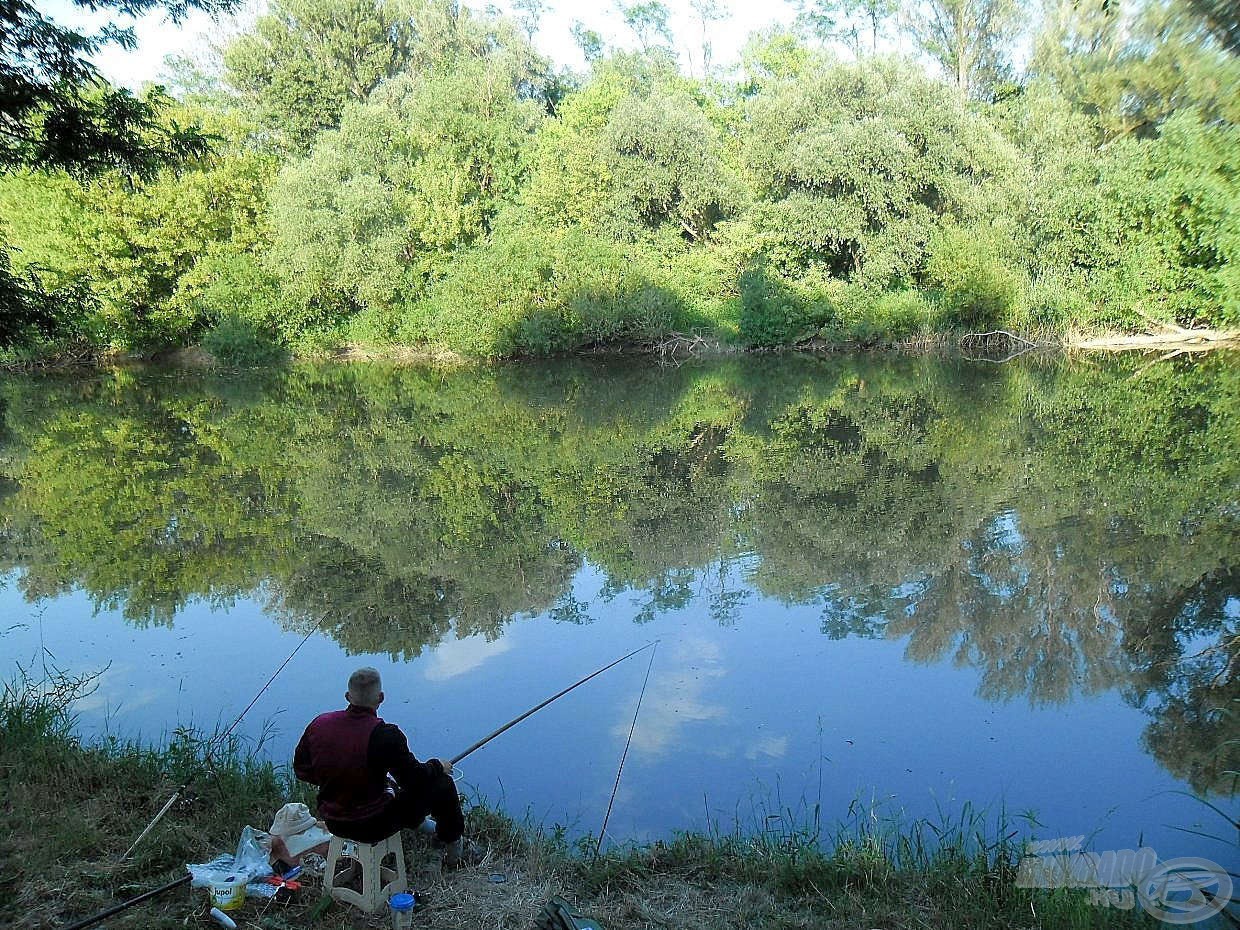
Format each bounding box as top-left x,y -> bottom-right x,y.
3,324 -> 1238,373
0,674 -> 1157,929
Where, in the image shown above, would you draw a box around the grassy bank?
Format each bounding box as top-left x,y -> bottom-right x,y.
1,672 -> 1158,929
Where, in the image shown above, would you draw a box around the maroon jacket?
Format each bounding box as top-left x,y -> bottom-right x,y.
293,704 -> 441,823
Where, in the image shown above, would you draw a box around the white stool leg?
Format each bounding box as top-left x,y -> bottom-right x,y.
389,834 -> 408,894
323,835 -> 343,896
324,832 -> 407,914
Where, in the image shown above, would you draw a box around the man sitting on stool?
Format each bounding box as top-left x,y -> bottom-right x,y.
294,666 -> 470,868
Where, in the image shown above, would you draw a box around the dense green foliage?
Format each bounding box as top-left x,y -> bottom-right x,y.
0,0 -> 235,177
1,0 -> 1238,357
0,355 -> 1236,792
0,0 -> 242,348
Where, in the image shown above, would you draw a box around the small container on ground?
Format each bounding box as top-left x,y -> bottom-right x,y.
389,891 -> 416,930
208,876 -> 245,912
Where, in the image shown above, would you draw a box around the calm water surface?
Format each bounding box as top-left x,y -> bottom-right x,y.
1,354 -> 1236,868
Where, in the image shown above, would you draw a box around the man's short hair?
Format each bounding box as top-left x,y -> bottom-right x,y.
347,667 -> 382,708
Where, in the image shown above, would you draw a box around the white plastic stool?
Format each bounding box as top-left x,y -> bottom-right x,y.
322,832 -> 408,914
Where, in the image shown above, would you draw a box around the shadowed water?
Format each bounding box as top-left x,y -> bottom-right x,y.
0,353 -> 1236,867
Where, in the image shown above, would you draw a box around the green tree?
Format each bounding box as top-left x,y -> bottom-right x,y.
0,107 -> 277,349
512,0 -> 550,38
738,27 -> 815,87
520,55 -> 709,237
222,0 -> 414,153
1033,0 -> 1240,138
570,20 -> 606,63
741,58 -> 1019,287
266,60 -> 543,328
602,90 -> 736,241
795,0 -> 897,53
902,0 -> 1023,99
618,1 -> 674,53
689,0 -> 729,73
0,0 -> 239,348
1097,111 -> 1240,327
793,0 -> 855,47
0,0 -> 233,176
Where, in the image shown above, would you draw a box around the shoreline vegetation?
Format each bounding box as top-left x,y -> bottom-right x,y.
2,672 -> 1163,930
2,2 -> 1238,369
2,324 -> 1238,373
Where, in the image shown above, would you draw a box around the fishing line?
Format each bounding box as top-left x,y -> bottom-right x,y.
69,639 -> 659,930
594,640 -> 658,860
119,610 -> 333,861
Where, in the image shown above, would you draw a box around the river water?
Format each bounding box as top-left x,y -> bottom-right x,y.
1,353 -> 1236,868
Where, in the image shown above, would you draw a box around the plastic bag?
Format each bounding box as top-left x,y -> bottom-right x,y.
233,825 -> 271,877
187,826 -> 274,887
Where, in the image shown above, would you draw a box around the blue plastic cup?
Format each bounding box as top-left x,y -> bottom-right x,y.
389,891 -> 416,930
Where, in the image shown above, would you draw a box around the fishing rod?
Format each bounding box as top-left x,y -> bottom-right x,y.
119,611 -> 333,862
63,876 -> 192,930
64,640 -> 658,930
447,640 -> 658,766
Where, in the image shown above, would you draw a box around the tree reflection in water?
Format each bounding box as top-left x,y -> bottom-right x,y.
0,354 -> 1235,793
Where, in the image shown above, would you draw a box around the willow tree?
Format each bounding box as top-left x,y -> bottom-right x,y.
266,60 -> 544,327
742,57 -> 1019,285
222,0 -> 550,154
222,0 -> 415,153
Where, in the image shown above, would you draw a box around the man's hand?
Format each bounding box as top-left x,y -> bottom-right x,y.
435,758 -> 453,777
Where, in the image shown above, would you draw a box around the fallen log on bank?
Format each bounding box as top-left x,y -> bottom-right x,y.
1072,312 -> 1239,353
1072,329 -> 1240,352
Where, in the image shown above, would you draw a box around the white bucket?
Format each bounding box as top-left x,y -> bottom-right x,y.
208,875 -> 246,912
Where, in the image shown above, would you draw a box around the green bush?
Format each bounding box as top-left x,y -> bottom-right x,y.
738,266 -> 834,347
1092,111 -> 1240,330
174,250 -> 293,332
201,315 -> 287,366
1014,274 -> 1092,331
834,287 -> 941,344
926,226 -> 1024,330
406,226 -> 692,356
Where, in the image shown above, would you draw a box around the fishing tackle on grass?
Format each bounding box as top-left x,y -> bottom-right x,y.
63,640 -> 659,930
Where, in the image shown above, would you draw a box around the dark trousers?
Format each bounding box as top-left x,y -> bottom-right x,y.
326,769 -> 464,844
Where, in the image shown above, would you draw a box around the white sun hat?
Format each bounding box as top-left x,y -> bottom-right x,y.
269,802 -> 317,838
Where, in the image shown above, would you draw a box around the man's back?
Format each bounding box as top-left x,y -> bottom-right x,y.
294,667 -> 466,856
294,705 -> 390,822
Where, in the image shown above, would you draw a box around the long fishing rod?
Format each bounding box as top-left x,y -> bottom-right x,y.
447,640 -> 658,766
65,640 -> 658,930
119,611 -> 333,862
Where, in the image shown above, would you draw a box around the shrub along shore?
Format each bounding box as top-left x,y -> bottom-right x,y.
4,324 -> 1239,374
2,1 -> 1238,367
1,674 -> 1158,929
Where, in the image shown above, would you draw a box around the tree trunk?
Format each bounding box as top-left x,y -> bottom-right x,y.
955,4 -> 969,96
